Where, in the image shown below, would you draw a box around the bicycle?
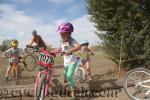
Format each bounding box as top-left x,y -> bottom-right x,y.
34,49 -> 60,100
123,68 -> 150,100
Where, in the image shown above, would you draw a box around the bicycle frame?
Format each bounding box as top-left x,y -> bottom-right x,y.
138,79 -> 150,88
34,68 -> 51,96
137,79 -> 150,95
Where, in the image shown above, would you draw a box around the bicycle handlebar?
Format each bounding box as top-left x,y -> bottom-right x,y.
25,44 -> 70,57
25,45 -> 39,53
26,45 -> 38,48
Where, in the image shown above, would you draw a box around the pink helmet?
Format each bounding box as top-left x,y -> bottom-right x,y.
57,22 -> 74,33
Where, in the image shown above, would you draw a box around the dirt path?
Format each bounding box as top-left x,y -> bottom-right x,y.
0,50 -> 129,100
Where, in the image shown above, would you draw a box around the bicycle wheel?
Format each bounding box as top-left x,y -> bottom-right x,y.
24,54 -> 36,71
123,68 -> 150,100
73,67 -> 86,82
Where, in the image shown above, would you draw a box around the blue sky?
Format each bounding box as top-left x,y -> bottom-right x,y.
0,0 -> 100,48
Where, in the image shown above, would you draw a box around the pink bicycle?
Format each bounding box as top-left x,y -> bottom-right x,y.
34,49 -> 61,100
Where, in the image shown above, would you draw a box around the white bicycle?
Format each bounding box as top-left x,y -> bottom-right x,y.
73,58 -> 86,82
123,68 -> 150,100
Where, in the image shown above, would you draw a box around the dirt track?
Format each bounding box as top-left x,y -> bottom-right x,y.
0,50 -> 129,100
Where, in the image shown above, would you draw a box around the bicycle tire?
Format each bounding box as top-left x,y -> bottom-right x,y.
123,68 -> 150,100
24,54 -> 36,71
73,67 -> 86,82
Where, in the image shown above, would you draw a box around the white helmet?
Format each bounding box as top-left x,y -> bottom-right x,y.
81,40 -> 89,46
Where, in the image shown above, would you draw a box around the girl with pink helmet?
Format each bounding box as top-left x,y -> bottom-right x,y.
55,22 -> 81,98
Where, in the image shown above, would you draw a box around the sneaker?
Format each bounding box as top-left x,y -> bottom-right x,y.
88,76 -> 92,81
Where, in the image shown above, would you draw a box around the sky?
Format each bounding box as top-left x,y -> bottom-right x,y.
0,0 -> 100,48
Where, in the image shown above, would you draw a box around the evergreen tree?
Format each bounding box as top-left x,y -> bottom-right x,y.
87,0 -> 150,69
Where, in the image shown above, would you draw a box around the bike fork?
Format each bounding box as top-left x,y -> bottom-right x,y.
44,74 -> 50,96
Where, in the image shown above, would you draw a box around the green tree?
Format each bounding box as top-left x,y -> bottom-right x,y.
0,39 -> 11,51
87,0 -> 150,69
